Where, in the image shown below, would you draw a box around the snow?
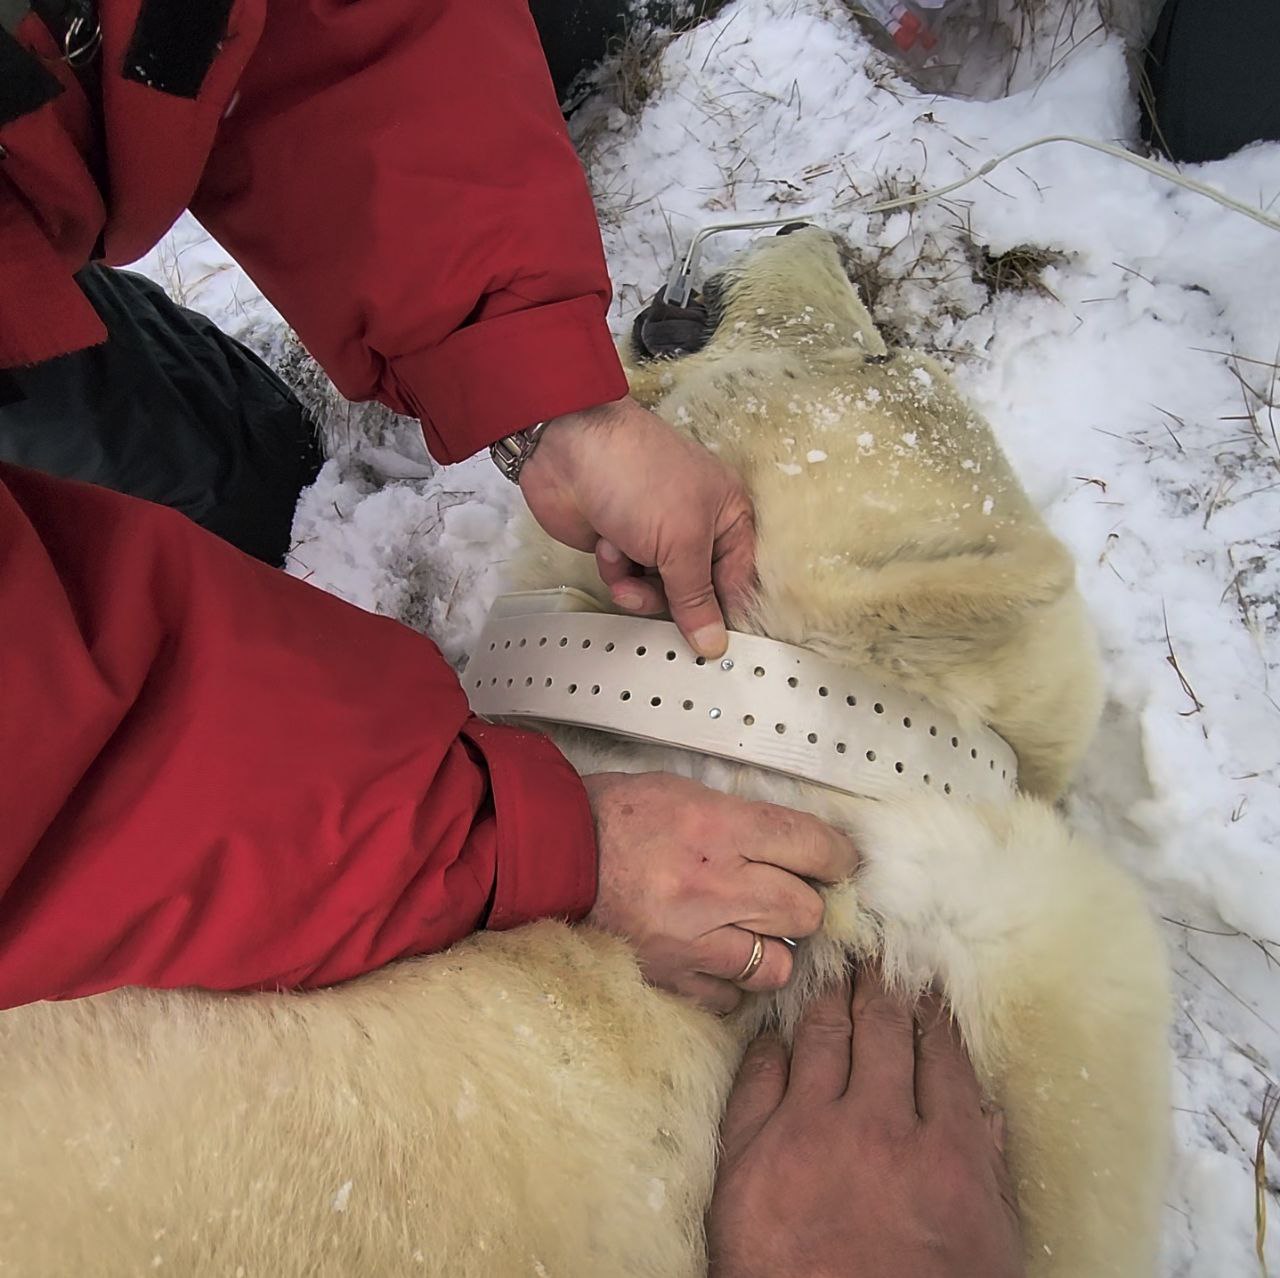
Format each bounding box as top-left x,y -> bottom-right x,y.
648,1177 -> 668,1212
130,1 -> 1280,1272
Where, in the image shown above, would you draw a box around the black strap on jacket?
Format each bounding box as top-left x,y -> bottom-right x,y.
0,0 -> 63,128
123,0 -> 234,99
0,0 -> 234,130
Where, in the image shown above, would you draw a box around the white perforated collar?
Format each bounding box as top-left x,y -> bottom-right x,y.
465,590 -> 1017,804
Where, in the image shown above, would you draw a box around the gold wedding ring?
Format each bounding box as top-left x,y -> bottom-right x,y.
734,932 -> 767,984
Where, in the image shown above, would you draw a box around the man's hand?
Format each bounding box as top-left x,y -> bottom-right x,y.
708,968 -> 1024,1278
583,773 -> 858,1013
519,396 -> 755,659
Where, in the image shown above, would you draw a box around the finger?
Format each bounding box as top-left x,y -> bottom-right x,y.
594,537 -> 638,589
720,1036 -> 789,1161
987,1106 -> 1007,1155
656,528 -> 728,659
987,1111 -> 1021,1222
914,991 -> 985,1135
731,865 -> 825,940
676,972 -> 743,1016
783,972 -> 854,1105
595,541 -> 667,615
608,574 -> 667,616
846,965 -> 918,1126
710,504 -> 757,620
696,926 -> 795,992
739,802 -> 859,884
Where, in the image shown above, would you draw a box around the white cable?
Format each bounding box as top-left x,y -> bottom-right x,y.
665,133 -> 1280,303
860,133 -> 1280,229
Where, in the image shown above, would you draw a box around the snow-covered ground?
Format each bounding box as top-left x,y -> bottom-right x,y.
134,2 -> 1279,1272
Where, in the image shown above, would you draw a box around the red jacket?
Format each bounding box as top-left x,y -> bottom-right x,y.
0,0 -> 626,1009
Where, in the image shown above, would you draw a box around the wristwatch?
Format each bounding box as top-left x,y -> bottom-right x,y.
490,422 -> 549,484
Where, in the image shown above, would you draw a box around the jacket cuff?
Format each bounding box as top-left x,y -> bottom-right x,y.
389,296 -> 629,464
460,718 -> 597,930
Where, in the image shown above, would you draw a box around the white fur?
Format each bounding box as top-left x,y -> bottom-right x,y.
0,230 -> 1169,1276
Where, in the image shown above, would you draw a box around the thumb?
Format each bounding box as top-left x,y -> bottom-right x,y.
659,531 -> 728,658
720,1036 -> 789,1162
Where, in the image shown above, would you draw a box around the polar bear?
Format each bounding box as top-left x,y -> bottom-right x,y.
0,228 -> 1169,1278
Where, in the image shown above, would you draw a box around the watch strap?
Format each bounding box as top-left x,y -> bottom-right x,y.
490,422 -> 549,484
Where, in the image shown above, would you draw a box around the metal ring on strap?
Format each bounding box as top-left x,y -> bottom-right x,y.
465,591 -> 1017,805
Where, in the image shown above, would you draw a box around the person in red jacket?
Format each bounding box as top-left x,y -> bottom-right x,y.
0,0 -> 862,1012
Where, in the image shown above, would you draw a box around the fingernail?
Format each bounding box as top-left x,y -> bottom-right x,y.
989,1108 -> 1007,1153
597,539 -> 623,564
614,588 -> 645,611
691,623 -> 728,658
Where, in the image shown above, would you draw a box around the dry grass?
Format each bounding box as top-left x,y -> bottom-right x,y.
1257,1085 -> 1279,1276
830,188 -> 1064,357
599,0 -> 736,118
605,22 -> 669,117
151,234 -> 235,311
266,330 -> 406,460
1134,54 -> 1175,160
573,0 -> 736,177
969,242 -> 1068,298
839,247 -> 896,319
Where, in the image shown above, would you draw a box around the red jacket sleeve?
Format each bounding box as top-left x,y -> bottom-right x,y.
0,464 -> 597,1010
190,0 -> 629,464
